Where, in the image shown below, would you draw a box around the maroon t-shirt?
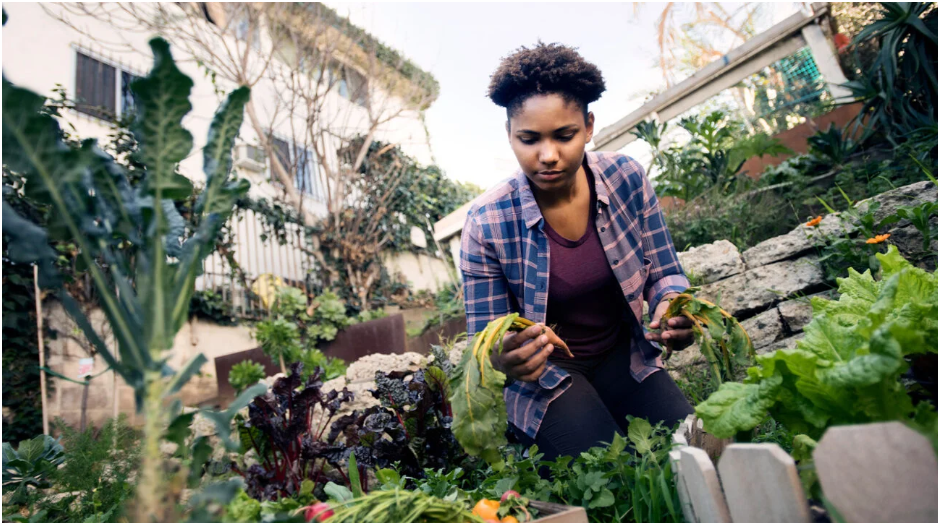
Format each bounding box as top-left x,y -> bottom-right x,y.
543,167 -> 626,359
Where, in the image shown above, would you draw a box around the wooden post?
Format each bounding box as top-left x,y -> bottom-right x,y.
717,444 -> 810,522
678,446 -> 731,522
814,422 -> 938,523
33,265 -> 49,435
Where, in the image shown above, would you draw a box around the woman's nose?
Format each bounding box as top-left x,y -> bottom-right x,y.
539,144 -> 559,165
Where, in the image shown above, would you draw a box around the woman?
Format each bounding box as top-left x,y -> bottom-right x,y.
459,42 -> 696,461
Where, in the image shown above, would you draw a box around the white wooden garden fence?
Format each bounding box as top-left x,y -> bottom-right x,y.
671,417 -> 938,523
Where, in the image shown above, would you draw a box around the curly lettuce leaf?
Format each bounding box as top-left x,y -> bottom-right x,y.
696,246 -> 937,439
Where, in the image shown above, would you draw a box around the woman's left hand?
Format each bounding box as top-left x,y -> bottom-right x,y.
645,293 -> 695,350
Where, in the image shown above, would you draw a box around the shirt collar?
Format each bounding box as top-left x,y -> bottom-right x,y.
515,151 -> 610,230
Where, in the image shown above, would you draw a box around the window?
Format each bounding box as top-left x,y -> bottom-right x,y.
327,61 -> 368,107
121,71 -> 141,118
75,52 -> 116,120
268,136 -> 323,200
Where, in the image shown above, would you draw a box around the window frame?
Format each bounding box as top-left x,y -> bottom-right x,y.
266,133 -> 324,201
71,46 -> 144,123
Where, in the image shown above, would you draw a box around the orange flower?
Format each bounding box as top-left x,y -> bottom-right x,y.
805,216 -> 823,227
866,233 -> 891,244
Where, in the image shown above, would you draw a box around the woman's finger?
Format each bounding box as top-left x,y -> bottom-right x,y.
502,324 -> 544,352
502,335 -> 550,365
662,329 -> 695,342
512,344 -> 553,376
645,331 -> 665,345
666,317 -> 694,328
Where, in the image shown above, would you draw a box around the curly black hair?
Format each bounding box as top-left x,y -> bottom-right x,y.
487,41 -> 606,122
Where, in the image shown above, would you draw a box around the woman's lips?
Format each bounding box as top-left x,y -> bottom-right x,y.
537,170 -> 564,181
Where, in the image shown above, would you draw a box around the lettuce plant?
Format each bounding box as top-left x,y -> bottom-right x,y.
2,32 -> 265,520
696,246 -> 938,443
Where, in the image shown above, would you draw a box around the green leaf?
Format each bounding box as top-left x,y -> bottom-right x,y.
165,353 -> 208,397
324,481 -> 353,503
589,488 -> 615,509
627,417 -> 653,455
375,468 -> 400,487
348,451 -> 363,498
696,375 -> 781,438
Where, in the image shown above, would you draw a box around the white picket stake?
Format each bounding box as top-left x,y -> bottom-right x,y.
678,446 -> 731,522
717,444 -> 810,522
814,422 -> 938,523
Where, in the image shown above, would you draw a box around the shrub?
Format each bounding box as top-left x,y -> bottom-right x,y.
229,360 -> 266,394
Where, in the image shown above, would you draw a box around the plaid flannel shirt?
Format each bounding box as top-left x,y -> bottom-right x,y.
459,151 -> 690,439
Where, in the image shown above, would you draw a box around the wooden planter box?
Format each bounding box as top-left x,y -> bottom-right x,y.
529,500 -> 588,523
670,416 -> 938,523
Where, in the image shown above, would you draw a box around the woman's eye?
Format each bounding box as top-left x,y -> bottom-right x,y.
519,135 -> 574,145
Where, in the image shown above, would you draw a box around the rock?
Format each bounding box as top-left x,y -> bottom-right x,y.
888,218 -> 938,272
678,240 -> 746,285
776,290 -> 842,334
777,298 -> 814,334
856,181 -> 938,224
699,256 -> 825,318
759,334 -> 804,354
740,309 -> 785,351
665,342 -> 706,370
448,340 -> 468,367
344,352 -> 427,383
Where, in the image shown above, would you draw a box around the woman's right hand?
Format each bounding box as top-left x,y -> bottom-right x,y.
490,324 -> 555,382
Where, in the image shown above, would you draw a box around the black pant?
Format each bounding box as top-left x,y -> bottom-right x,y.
512,344 -> 693,462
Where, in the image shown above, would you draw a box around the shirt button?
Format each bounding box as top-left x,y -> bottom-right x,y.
600,227 -> 606,233
613,259 -> 619,265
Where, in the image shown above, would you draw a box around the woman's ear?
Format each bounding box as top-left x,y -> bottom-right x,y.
585,112 -> 595,144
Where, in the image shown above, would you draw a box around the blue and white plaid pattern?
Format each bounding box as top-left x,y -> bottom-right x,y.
459,152 -> 690,439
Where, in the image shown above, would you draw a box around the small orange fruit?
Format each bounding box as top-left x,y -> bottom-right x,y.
501,516 -> 520,523
473,499 -> 500,522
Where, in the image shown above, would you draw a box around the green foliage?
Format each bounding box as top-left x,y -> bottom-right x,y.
2,435 -> 64,503
2,28 -> 266,519
228,360 -> 266,394
633,111 -> 791,202
845,2 -> 938,147
222,489 -> 261,523
696,246 -> 938,442
253,286 -> 349,380
807,125 -> 857,168
190,289 -> 239,326
255,317 -> 303,367
327,488 -> 480,523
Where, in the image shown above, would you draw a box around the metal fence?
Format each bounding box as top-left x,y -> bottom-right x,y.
195,207 -> 316,318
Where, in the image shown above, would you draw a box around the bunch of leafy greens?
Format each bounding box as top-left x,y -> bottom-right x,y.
2,18 -> 265,519
661,290 -> 755,389
696,246 -> 938,447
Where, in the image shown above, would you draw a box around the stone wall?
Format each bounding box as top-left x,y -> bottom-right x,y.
667,181 -> 937,378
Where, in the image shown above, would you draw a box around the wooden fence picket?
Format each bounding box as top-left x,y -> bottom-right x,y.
678,446 -> 731,522
717,444 -> 810,523
813,422 -> 938,523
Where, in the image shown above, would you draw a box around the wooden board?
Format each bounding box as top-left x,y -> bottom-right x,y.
814,422 -> 938,523
679,446 -> 731,522
717,444 -> 810,522
529,500 -> 588,523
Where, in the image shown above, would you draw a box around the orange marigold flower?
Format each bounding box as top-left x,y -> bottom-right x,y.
866,233 -> 891,244
805,216 -> 823,227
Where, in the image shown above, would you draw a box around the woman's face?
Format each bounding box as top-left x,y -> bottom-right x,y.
507,93 -> 595,194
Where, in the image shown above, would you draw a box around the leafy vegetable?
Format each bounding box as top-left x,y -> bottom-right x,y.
326,488 -> 481,523
449,314 -> 571,470
696,246 -> 938,440
661,289 -> 755,389
229,360 -> 267,394
236,363 -> 354,501
369,367 -> 466,477
1,435 -> 65,502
